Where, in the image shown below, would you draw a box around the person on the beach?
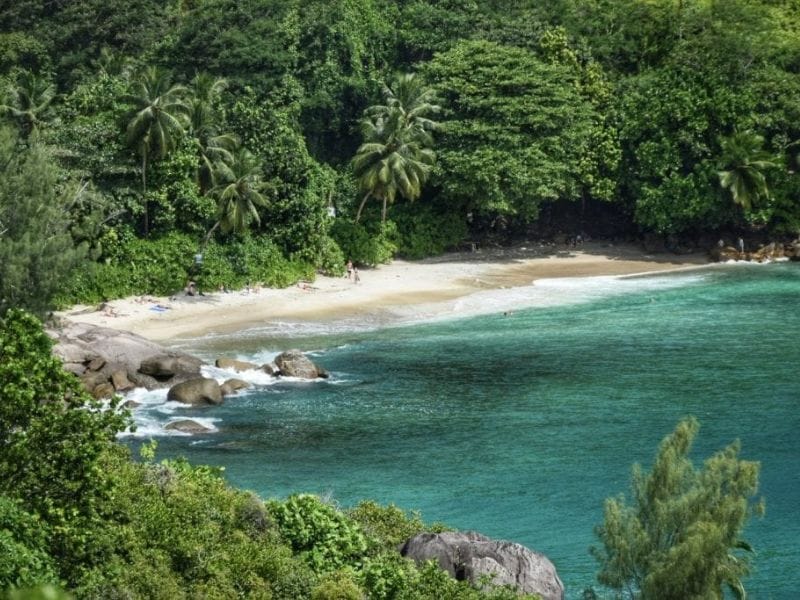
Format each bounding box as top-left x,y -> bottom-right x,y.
185,280 -> 196,296
353,267 -> 360,284
346,259 -> 354,281
737,237 -> 745,254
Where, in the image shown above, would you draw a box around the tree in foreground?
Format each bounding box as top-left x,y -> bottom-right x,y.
592,417 -> 762,600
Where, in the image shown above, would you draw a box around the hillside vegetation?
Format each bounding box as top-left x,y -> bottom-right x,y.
1,0 -> 799,315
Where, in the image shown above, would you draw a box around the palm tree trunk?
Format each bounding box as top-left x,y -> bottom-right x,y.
141,150 -> 149,237
355,192 -> 370,223
381,197 -> 387,224
201,221 -> 220,252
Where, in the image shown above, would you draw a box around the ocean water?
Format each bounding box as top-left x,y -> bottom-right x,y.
125,262 -> 799,598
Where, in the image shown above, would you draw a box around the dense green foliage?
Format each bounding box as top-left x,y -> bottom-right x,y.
592,417 -> 763,599
2,0 -> 799,314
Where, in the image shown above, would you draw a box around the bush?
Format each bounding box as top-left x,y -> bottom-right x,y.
0,497 -> 59,590
331,220 -> 397,266
58,232 -> 316,305
268,495 -> 368,574
392,204 -> 468,259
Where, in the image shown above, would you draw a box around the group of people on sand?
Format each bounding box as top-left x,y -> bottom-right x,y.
345,259 -> 360,283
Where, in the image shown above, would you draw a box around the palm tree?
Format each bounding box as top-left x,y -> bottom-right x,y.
187,73 -> 238,194
124,66 -> 189,235
202,148 -> 268,247
352,113 -> 436,222
352,73 -> 441,223
0,71 -> 57,138
718,131 -> 779,212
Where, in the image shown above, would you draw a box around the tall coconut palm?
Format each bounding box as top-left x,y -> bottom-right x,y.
718,131 -> 779,212
0,71 -> 57,138
188,73 -> 238,194
352,73 -> 441,223
125,66 -> 189,235
203,148 -> 268,247
353,111 -> 436,222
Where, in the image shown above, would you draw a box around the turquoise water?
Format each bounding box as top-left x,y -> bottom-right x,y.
133,263 -> 799,598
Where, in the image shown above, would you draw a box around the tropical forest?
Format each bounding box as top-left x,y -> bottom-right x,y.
0,0 -> 796,598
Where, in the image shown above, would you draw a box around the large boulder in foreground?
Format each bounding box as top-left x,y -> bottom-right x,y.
274,349 -> 328,379
167,377 -> 223,406
400,531 -> 564,600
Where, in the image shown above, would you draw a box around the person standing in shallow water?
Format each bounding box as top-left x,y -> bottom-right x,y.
346,259 -> 354,281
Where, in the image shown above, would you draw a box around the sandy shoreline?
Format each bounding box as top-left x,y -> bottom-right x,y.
57,242 -> 711,343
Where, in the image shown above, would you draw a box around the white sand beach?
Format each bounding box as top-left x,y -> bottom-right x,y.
57,242 -> 711,342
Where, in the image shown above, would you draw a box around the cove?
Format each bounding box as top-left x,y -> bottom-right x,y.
133,263 -> 800,598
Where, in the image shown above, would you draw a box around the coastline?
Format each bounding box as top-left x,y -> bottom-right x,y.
57,242 -> 711,343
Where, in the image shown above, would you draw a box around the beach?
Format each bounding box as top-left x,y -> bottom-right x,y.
58,242 -> 710,342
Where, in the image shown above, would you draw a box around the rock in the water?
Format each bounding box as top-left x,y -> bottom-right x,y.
165,419 -> 213,434
167,377 -> 223,406
220,378 -> 251,396
400,531 -> 564,600
274,349 -> 327,379
216,357 -> 259,372
261,363 -> 275,375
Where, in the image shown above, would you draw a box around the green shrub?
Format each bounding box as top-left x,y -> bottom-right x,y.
311,569 -> 363,600
0,497 -> 59,590
392,204 -> 468,260
58,232 -> 316,305
331,220 -> 396,266
268,495 -> 368,574
348,501 -> 427,551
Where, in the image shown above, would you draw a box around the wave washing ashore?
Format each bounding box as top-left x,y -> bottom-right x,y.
60,242 -> 710,342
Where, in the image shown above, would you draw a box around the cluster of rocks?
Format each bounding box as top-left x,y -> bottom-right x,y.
401,531 -> 564,600
167,350 -> 328,408
48,321 -> 204,399
48,321 -> 329,434
710,240 -> 800,262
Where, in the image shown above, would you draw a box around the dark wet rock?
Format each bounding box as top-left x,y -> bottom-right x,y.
400,531 -> 564,600
167,377 -> 223,406
274,349 -> 327,379
261,363 -> 275,376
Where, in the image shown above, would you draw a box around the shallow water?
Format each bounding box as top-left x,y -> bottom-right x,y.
126,262 -> 799,598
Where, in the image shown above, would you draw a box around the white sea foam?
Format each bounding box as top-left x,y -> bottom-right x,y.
398,272 -> 711,324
